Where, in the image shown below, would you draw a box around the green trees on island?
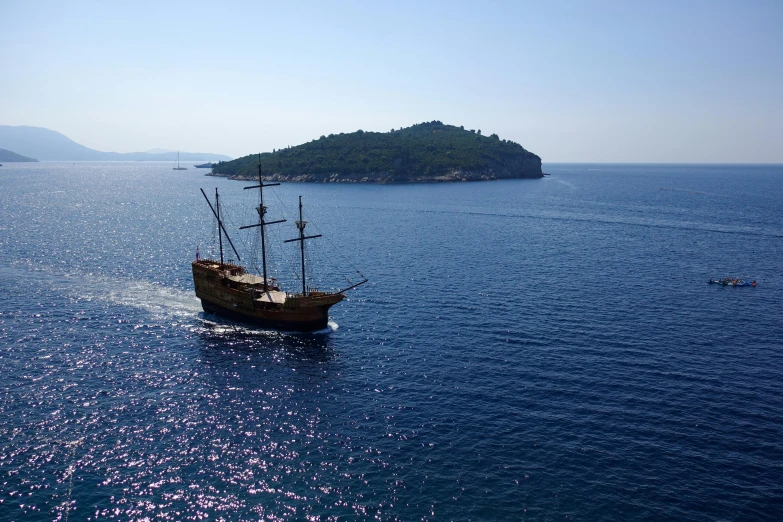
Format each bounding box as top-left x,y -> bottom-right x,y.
212,121 -> 541,182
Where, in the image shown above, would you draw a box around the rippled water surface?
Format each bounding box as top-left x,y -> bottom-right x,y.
1,162 -> 782,520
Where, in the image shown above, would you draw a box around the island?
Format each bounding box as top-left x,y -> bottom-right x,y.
0,148 -> 37,162
210,121 -> 543,183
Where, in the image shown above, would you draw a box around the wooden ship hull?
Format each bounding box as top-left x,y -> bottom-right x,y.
192,259 -> 344,331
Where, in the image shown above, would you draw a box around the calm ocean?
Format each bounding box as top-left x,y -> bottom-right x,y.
1,162 -> 781,520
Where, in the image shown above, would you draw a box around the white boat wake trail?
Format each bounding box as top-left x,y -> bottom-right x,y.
92,279 -> 203,319
38,266 -> 203,320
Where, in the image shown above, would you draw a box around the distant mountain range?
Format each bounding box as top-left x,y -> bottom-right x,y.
0,148 -> 37,162
0,125 -> 231,162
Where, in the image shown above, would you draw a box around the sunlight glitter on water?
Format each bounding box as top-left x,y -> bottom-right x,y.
0,162 -> 781,520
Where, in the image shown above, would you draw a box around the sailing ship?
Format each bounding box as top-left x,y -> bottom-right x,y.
173,151 -> 187,170
192,160 -> 367,331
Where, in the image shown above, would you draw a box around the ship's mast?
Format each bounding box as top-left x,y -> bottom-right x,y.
284,196 -> 321,296
240,155 -> 285,290
216,188 -> 224,265
297,198 -> 307,295
199,187 -> 241,264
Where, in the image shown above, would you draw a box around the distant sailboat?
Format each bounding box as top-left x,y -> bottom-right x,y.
173,151 -> 187,170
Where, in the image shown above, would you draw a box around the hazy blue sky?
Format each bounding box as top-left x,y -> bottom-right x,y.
2,1 -> 782,162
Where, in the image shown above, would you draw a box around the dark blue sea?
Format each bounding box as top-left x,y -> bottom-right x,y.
1,162 -> 782,521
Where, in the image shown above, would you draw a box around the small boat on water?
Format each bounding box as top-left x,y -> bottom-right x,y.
708,278 -> 756,287
192,158 -> 367,331
194,163 -> 214,168
173,151 -> 187,171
